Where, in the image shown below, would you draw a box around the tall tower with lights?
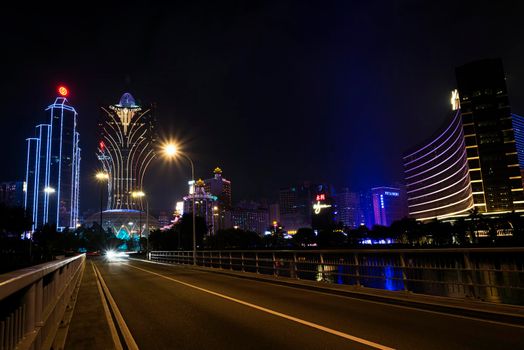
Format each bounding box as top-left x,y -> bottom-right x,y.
24,86 -> 81,231
97,93 -> 156,211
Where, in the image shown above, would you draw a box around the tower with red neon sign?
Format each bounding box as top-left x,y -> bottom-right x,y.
24,85 -> 81,231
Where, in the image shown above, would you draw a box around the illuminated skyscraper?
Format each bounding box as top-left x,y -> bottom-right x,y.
98,93 -> 156,211
24,87 -> 81,231
371,187 -> 406,226
405,59 -> 524,220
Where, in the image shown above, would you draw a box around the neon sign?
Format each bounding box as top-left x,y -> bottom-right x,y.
58,86 -> 68,97
316,194 -> 326,201
313,201 -> 332,214
384,191 -> 399,197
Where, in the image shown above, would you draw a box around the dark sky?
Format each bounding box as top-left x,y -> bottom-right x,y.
1,1 -> 523,215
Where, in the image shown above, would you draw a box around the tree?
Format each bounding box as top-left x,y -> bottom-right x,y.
292,227 -> 316,247
205,228 -> 261,249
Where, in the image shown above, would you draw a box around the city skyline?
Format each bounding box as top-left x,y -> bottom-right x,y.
1,1 -> 524,214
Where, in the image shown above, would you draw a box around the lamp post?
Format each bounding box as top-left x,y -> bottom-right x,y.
163,143 -> 196,265
95,172 -> 109,236
131,191 -> 148,253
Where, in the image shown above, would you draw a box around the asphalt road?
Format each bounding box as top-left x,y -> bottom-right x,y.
93,258 -> 524,350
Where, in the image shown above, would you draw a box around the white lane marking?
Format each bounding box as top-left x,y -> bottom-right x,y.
91,262 -> 123,350
134,259 -> 524,330
93,263 -> 140,350
125,263 -> 395,350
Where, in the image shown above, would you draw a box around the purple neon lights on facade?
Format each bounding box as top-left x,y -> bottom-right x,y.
404,109 -> 474,220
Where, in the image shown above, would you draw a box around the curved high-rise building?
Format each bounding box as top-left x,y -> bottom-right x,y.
98,93 -> 156,211
404,59 -> 524,221
403,108 -> 474,220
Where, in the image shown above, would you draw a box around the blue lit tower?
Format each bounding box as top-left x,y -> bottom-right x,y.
24,86 -> 81,231
97,93 -> 156,211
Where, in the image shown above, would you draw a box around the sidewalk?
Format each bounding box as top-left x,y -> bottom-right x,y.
139,258 -> 524,326
64,258 -> 116,350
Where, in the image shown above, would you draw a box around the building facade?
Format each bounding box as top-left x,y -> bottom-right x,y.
371,187 -> 407,226
456,59 -> 524,213
0,181 -> 25,208
24,91 -> 81,231
404,59 -> 524,220
278,182 -> 314,232
230,201 -> 269,234
335,188 -> 366,228
184,179 -> 218,235
98,93 -> 156,211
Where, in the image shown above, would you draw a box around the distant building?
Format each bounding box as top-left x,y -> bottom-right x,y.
230,201 -> 269,234
0,181 -> 25,208
157,211 -> 172,229
203,167 -> 231,207
371,187 -> 407,226
279,182 -> 313,231
335,188 -> 365,229
512,113 -> 524,188
184,179 -> 218,235
311,184 -> 336,231
202,167 -> 231,231
24,90 -> 81,231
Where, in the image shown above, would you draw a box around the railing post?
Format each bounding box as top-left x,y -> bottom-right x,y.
255,253 -> 259,274
229,252 -> 233,270
273,252 -> 277,276
218,251 -> 222,269
23,283 -> 36,336
399,253 -> 408,291
292,253 -> 298,279
353,253 -> 360,287
463,252 -> 477,299
241,252 -> 245,272
319,253 -> 325,282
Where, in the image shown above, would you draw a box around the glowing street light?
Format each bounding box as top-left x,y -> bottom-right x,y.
131,190 -> 149,252
95,172 -> 109,236
162,142 -> 197,265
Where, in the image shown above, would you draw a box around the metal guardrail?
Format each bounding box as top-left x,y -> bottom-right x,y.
150,248 -> 524,305
0,254 -> 85,350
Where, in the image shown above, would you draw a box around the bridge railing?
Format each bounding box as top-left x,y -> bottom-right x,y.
150,248 -> 524,305
0,254 -> 85,350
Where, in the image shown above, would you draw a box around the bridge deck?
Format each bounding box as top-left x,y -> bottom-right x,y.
64,257 -> 524,350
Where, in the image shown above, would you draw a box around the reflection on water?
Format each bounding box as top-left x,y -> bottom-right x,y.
307,253 -> 523,305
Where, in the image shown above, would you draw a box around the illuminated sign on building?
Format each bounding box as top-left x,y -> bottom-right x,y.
384,191 -> 399,197
313,194 -> 332,214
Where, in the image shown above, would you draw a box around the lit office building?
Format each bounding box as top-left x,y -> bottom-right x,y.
404,59 -> 524,220
279,182 -> 314,231
512,113 -> 524,186
230,201 -> 269,234
184,179 -> 218,235
203,167 -> 232,230
24,87 -> 81,231
371,187 -> 407,226
0,181 -> 25,208
335,188 -> 366,228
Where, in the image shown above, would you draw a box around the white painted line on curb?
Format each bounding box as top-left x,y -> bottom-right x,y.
91,262 -> 123,350
93,263 -> 140,350
126,263 -> 395,350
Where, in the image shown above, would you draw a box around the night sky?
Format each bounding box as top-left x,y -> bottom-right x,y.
1,1 -> 523,215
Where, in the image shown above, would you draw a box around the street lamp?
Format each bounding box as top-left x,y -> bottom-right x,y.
131,191 -> 149,253
95,172 -> 109,236
162,142 -> 196,265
